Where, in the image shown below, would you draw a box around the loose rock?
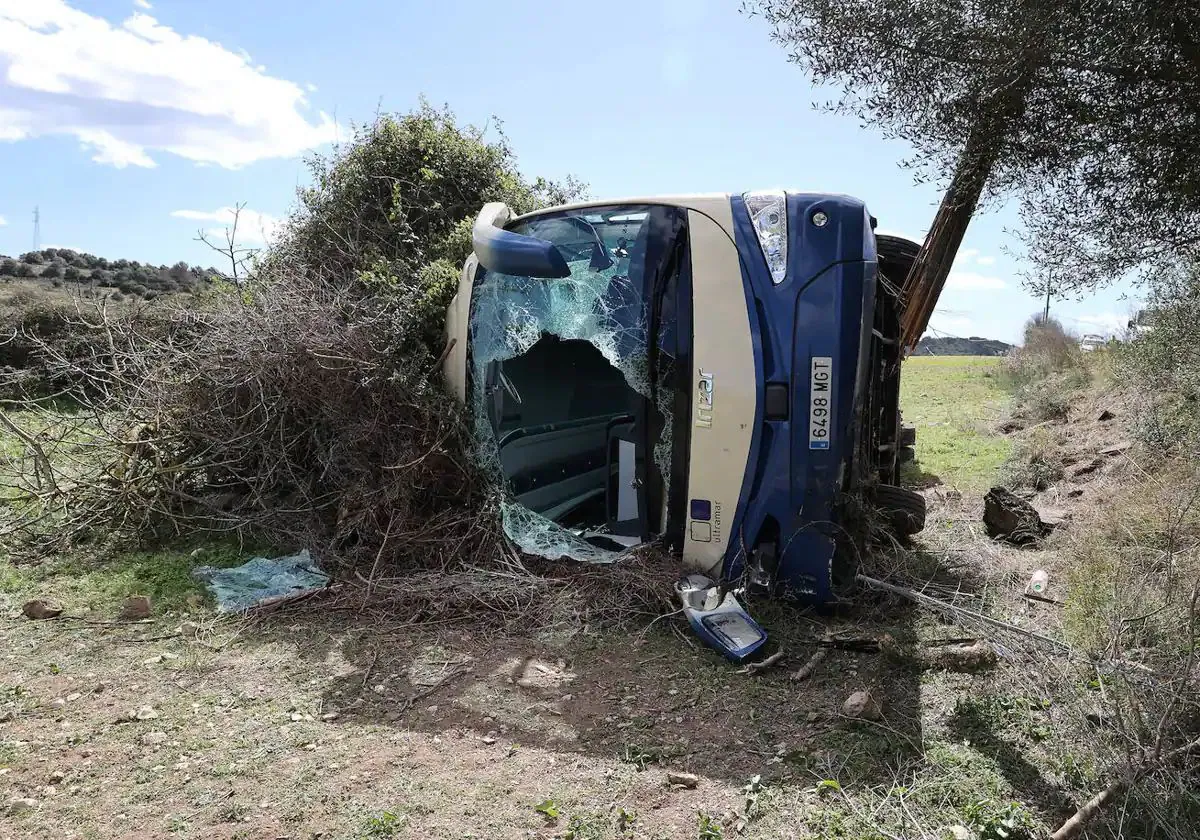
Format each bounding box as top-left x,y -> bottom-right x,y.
1065,458 -> 1104,479
177,622 -> 201,638
134,705 -> 159,721
22,600 -> 63,620
141,731 -> 168,746
120,595 -> 152,621
842,690 -> 883,721
7,797 -> 38,816
945,826 -> 974,840
666,771 -> 699,789
983,487 -> 1052,544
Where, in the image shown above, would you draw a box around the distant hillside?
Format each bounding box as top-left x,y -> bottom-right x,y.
0,248 -> 216,302
913,335 -> 1013,356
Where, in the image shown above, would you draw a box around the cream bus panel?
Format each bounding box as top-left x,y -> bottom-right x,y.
442,254 -> 476,404
682,208 -> 756,575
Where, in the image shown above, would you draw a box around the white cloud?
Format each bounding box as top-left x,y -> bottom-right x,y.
0,215 -> 7,226
945,270 -> 1007,291
0,2 -> 337,169
133,0 -> 151,8
975,255 -> 996,266
171,206 -> 280,244
957,248 -> 979,261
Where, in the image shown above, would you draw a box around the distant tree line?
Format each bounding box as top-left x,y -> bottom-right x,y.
0,248 -> 218,298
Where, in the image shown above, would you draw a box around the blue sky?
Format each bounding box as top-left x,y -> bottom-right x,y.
0,0 -> 1139,343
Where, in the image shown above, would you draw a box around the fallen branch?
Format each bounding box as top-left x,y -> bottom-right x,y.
740,650 -> 785,675
790,645 -> 828,681
396,665 -> 471,714
1051,735 -> 1200,840
1023,591 -> 1065,606
856,573 -> 1071,651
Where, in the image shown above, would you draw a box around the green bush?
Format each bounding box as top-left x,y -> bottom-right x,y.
1119,261 -> 1200,455
1006,316 -> 1090,420
275,102 -> 584,359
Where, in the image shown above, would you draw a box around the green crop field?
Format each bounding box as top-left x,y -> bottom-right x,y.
900,355 -> 1012,491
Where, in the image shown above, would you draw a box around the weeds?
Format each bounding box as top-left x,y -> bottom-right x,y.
362,810 -> 406,837
696,812 -> 724,840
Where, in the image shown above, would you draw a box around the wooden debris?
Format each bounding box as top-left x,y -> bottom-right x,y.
983,487 -> 1052,544
789,646 -> 828,681
740,650 -> 785,675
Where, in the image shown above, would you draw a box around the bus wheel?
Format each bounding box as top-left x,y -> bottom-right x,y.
871,484 -> 927,536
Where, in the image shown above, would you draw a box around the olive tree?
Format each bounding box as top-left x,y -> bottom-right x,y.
747,0 -> 1200,294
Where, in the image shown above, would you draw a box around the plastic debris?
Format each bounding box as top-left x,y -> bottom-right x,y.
193,550 -> 329,613
675,575 -> 768,662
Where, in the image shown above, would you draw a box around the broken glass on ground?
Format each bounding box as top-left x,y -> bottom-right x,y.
193,549 -> 329,612
468,205 -> 683,563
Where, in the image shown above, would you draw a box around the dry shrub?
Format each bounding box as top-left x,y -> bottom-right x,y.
1003,426 -> 1065,491
0,106 -> 680,632
1047,465 -> 1200,834
1118,260 -> 1200,456
1007,316 -> 1090,421
12,273 -> 497,576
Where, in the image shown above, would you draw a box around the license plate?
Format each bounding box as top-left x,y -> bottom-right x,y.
809,356 -> 832,449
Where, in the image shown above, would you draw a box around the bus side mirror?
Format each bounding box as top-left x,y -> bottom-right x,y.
472,202 -> 570,279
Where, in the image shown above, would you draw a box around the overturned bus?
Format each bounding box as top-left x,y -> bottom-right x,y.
443,192 -> 925,605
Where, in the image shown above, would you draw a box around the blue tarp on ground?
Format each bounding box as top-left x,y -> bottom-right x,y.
193,550 -> 329,613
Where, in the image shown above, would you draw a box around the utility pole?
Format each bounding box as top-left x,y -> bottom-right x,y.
32,206 -> 40,252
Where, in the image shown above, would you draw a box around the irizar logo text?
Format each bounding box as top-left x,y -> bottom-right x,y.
696,369 -> 714,428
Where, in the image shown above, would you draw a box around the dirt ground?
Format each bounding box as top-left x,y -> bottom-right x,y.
4,577 -> 964,840
0,357 -> 1144,839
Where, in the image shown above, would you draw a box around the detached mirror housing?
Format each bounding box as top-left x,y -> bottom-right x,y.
472,202 -> 570,279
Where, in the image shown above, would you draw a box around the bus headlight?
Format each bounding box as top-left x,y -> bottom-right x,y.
743,190 -> 788,285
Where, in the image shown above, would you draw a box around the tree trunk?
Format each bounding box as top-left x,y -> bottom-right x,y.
899,72 -> 1037,350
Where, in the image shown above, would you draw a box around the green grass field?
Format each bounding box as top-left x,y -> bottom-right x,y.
900,355 -> 1012,491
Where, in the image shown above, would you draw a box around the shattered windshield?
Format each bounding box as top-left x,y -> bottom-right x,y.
469,204 -> 686,562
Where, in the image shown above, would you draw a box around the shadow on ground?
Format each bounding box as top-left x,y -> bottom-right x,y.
900,457 -> 943,490
243,591 -> 926,790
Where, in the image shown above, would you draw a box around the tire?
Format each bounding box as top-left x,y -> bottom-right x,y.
871,483 -> 927,536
